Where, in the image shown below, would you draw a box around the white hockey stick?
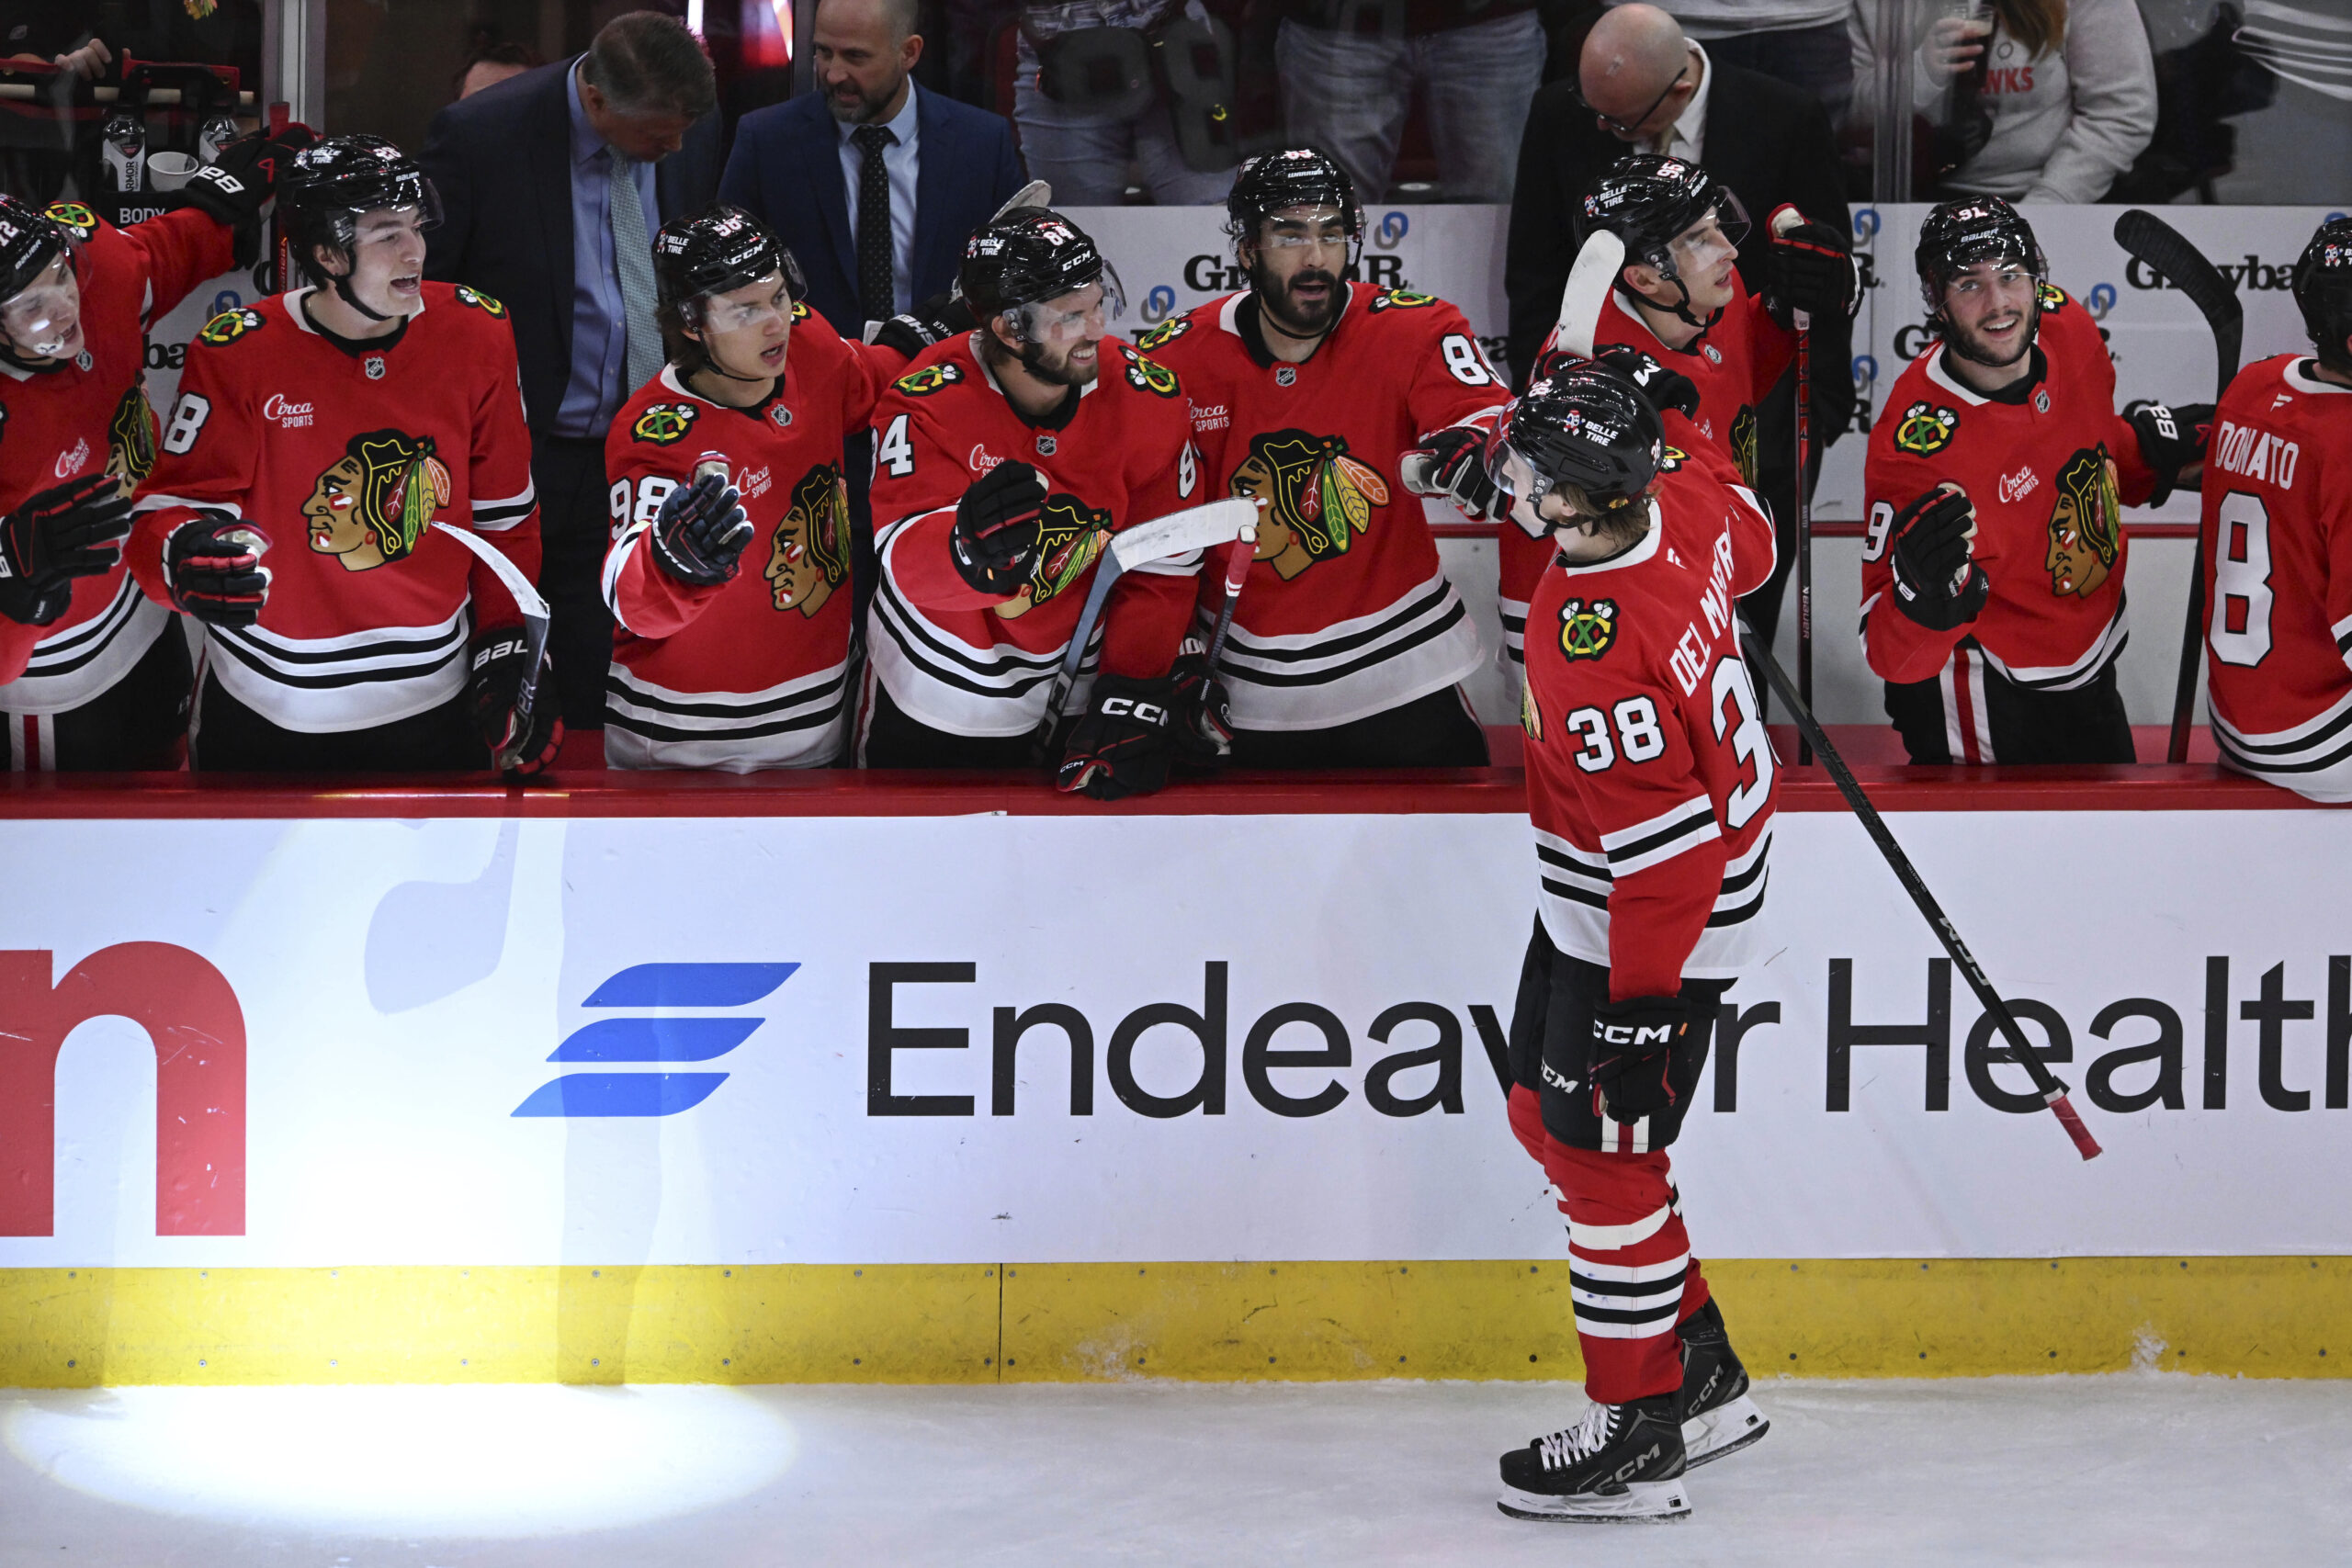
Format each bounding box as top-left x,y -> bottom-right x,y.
1552,229 -> 1627,366
433,521 -> 554,770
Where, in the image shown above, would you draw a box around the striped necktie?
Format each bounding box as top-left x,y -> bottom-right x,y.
852,124 -> 898,324
608,152 -> 663,394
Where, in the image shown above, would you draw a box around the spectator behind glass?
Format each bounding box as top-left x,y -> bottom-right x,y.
1276,0 -> 1545,202
1852,0 -> 2155,202
1013,2 -> 1238,205
455,39 -> 539,101
1603,0 -> 1857,130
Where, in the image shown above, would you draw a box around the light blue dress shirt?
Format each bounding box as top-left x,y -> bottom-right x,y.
556,59 -> 664,439
835,81 -> 922,320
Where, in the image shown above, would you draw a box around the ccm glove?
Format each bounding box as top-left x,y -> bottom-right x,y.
162,511 -> 271,627
0,474 -> 131,623
466,625 -> 564,775
1766,206 -> 1860,325
1056,672 -> 1177,801
2124,400 -> 2213,506
1400,423 -> 1500,519
872,291 -> 977,361
650,471 -> 752,586
1595,344 -> 1702,419
950,459 -> 1047,595
1167,635 -> 1232,766
1887,484 -> 1989,631
1589,994 -> 1691,1121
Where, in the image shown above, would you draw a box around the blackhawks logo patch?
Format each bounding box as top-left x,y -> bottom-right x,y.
1136,317 -> 1193,351
765,464 -> 852,619
2035,281 -> 2067,311
632,401 -> 700,446
1369,288 -> 1436,311
301,429 -> 451,573
453,285 -> 506,318
994,495 -> 1112,620
1730,403 -> 1760,487
1893,400 -> 1959,457
2046,446 -> 2122,600
792,300 -> 811,321
1121,346 -> 1180,399
106,385 -> 155,492
1519,678 -> 1544,742
1228,429 -> 1390,581
1558,598 -> 1618,662
198,308 -> 266,346
41,201 -> 96,239
1657,444 -> 1690,472
894,363 -> 964,397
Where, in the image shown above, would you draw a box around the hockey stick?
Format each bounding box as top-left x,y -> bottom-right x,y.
1199,534 -> 1254,671
1770,209 -> 1816,764
1740,620 -> 2103,1160
433,523 -> 554,773
1552,229 -> 1627,366
1031,498 -> 1259,761
2112,210 -> 2242,765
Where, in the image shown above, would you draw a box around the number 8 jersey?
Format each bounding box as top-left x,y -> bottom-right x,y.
1521,430 -> 1780,998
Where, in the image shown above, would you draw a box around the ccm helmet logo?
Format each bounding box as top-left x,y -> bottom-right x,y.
1099,697 -> 1170,725
1593,1021 -> 1675,1047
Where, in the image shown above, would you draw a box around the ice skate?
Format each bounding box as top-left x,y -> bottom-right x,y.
1498,1393 -> 1690,1522
1678,1297 -> 1770,1467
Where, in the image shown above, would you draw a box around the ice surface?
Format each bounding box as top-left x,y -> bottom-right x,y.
1,1374 -> 2346,1566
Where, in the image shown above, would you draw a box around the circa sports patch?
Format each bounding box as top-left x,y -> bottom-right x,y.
1893,401 -> 1960,457
1558,597 -> 1618,661
631,401 -> 701,446
893,363 -> 964,397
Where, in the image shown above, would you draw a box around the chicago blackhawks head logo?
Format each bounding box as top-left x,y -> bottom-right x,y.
104,385 -> 155,497
1558,598 -> 1618,661
1227,429 -> 1389,581
994,494 -> 1111,620
302,429 -> 452,572
1729,403 -> 1759,487
764,465 -> 852,618
2046,447 -> 2122,599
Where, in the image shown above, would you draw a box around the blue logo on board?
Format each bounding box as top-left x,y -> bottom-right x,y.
511,963 -> 798,1118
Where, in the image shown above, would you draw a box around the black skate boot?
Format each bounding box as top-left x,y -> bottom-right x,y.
1497,1393 -> 1690,1522
1677,1297 -> 1769,1467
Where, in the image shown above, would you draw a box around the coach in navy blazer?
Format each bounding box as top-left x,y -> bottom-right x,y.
718,82 -> 1024,338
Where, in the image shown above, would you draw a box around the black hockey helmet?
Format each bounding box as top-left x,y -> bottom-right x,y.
959,207 -> 1125,344
1579,153 -> 1748,328
1915,195 -> 2045,318
280,134 -> 440,314
1485,362 -> 1663,525
0,196 -> 85,365
1224,148 -> 1363,260
0,194 -> 70,304
653,205 -> 807,321
2291,216 -> 2352,372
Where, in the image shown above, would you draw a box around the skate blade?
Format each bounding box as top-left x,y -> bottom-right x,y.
1497,1479 -> 1690,1522
1683,1393 -> 1769,1469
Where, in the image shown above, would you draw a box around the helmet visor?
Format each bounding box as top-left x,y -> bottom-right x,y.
2,252 -> 80,358
698,268 -> 799,334
1664,192 -> 1748,279
1007,267 -> 1125,344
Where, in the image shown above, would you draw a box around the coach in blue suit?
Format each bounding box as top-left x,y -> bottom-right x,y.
718,0 -> 1024,340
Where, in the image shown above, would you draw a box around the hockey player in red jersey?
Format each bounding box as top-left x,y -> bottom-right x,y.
1133,149 -> 1504,766
1491,363 -> 1776,1523
0,126 -> 307,769
1485,153 -> 1855,672
2199,218 -> 2352,801
128,135 -> 558,774
601,207 -> 885,770
862,207 -> 1208,799
1861,197 -> 2207,764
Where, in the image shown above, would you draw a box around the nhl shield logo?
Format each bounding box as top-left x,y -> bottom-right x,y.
770,404 -> 793,428
2034,388 -> 2052,414
1702,344 -> 1723,365
364,355 -> 386,380
75,350 -> 93,372
1035,434 -> 1057,457
1558,597 -> 1618,661
1274,366 -> 1296,387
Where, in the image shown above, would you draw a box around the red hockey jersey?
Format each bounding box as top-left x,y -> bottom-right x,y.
1860,288 -> 2155,697
601,307 -> 886,771
2199,355 -> 2352,801
128,284 -> 539,732
1522,428 -> 1778,999
1136,282 -> 1504,729
865,331 -> 1204,737
0,204 -> 232,701
1499,274 -> 1793,669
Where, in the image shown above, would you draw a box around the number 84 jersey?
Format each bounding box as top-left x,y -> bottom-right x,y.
1521,435 -> 1780,998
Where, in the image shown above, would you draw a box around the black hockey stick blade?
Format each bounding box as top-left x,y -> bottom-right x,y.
1741,622 -> 2103,1160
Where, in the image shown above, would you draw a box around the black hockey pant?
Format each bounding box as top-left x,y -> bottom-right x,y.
191,671 -> 484,773
1883,647 -> 2134,765
1,620 -> 192,772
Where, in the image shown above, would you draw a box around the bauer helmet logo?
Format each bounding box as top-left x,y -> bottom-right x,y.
632,401 -> 700,446
1558,598 -> 1618,661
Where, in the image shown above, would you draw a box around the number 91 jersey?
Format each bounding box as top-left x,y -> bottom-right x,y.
1521,431 -> 1780,999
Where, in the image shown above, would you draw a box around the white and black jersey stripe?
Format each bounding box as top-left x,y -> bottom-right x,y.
0,574 -> 172,715
205,611 -> 470,734
2213,685 -> 2352,804
470,481 -> 536,533
1533,821 -> 1771,979
1215,567 -> 1484,730
603,659 -> 850,773
1980,592 -> 2129,692
1498,590 -> 1530,667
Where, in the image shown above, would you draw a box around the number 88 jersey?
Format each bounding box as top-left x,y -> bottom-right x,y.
1521,434 -> 1781,999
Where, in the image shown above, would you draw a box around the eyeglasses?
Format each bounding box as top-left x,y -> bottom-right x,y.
1577,61 -> 1690,138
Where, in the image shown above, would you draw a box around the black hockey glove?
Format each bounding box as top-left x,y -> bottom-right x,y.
2124,400 -> 2212,507
650,471 -> 752,586
951,460 -> 1047,596
1887,484 -> 1989,632
1589,994 -> 1691,1122
179,122 -> 317,267
1765,207 -> 1860,326
1056,672 -> 1176,801
466,625 -> 564,776
162,511 -> 271,628
1400,423 -> 1500,520
0,474 -> 132,623
1595,345 -> 1702,419
872,291 -> 977,362
1168,636 -> 1232,766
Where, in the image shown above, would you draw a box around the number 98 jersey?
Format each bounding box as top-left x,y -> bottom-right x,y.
1521,430 -> 1780,999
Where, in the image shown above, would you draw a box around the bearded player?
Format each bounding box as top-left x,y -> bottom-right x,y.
1134,149 -> 1504,767
861,207 -> 1207,800
0,124 -> 308,769
128,135 -> 557,774
600,207 -> 889,771
1860,197 -> 2207,764
1490,362 -> 1776,1522
2198,218 -> 2352,800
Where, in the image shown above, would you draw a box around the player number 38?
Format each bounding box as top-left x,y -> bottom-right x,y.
1561,657 -> 1772,831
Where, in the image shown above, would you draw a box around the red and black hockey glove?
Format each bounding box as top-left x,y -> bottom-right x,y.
0,473 -> 130,624
180,121 -> 317,266
1887,484 -> 1989,632
466,625 -> 564,775
1765,205 -> 1859,326
2124,400 -> 2213,507
1595,345 -> 1702,419
1401,423 -> 1501,520
162,511 -> 272,628
950,460 -> 1047,595
650,471 -> 752,586
1589,994 -> 1690,1122
1168,635 -> 1232,767
1057,672 -> 1176,801
872,291 -> 977,361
